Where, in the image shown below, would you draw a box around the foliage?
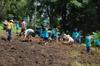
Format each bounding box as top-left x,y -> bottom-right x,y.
94,32 -> 100,40
70,0 -> 83,8
0,0 -> 100,33
0,0 -> 28,20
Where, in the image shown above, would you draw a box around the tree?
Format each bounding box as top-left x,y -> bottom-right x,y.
0,0 -> 28,20
0,0 -> 99,32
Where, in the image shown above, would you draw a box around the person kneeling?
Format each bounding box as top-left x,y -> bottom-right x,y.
63,34 -> 74,45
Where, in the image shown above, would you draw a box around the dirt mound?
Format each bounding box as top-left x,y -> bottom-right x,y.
0,41 -> 71,66
0,39 -> 100,66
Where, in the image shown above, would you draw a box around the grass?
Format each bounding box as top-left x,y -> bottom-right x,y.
0,22 -> 4,32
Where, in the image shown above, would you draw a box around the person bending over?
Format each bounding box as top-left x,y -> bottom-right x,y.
24,29 -> 34,41
63,34 -> 74,44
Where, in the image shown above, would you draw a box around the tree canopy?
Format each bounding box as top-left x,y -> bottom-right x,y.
0,0 -> 99,32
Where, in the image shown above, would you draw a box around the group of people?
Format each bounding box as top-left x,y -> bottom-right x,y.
2,18 -> 100,53
35,27 -> 82,45
3,19 -> 81,44
3,18 -> 34,42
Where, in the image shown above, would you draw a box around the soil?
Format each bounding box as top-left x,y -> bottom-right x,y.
0,34 -> 100,66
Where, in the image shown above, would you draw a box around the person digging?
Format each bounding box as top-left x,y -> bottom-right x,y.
23,29 -> 34,42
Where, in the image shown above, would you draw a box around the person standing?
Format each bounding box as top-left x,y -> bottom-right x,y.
51,28 -> 56,40
21,19 -> 27,35
42,28 -> 49,44
15,20 -> 19,34
78,30 -> 82,44
85,34 -> 92,53
72,28 -> 80,43
6,20 -> 14,42
54,28 -> 60,42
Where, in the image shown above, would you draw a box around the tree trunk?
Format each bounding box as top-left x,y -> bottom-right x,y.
61,0 -> 68,32
47,5 -> 54,28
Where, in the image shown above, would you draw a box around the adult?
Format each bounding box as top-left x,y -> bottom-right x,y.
63,34 -> 74,44
85,34 -> 92,53
6,20 -> 14,41
72,28 -> 80,43
21,19 -> 27,33
15,20 -> 19,34
24,29 -> 34,41
42,28 -> 49,44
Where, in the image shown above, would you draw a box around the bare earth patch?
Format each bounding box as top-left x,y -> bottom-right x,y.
0,34 -> 100,66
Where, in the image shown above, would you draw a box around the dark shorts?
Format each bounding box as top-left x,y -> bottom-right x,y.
43,37 -> 48,41
86,46 -> 91,53
21,28 -> 25,32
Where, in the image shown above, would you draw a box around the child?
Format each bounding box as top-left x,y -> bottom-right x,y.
85,34 -> 92,53
6,20 -> 14,42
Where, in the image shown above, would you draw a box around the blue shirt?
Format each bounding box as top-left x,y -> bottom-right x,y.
39,28 -> 43,37
52,28 -> 56,35
15,21 -> 19,29
72,31 -> 79,39
95,40 -> 100,46
55,31 -> 60,37
85,36 -> 92,47
42,30 -> 49,38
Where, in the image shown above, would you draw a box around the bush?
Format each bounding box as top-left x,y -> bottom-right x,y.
93,32 -> 100,47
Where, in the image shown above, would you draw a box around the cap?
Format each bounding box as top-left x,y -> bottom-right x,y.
10,20 -> 14,22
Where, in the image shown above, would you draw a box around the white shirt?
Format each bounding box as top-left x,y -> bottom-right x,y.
63,34 -> 74,42
66,35 -> 74,42
25,29 -> 34,36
